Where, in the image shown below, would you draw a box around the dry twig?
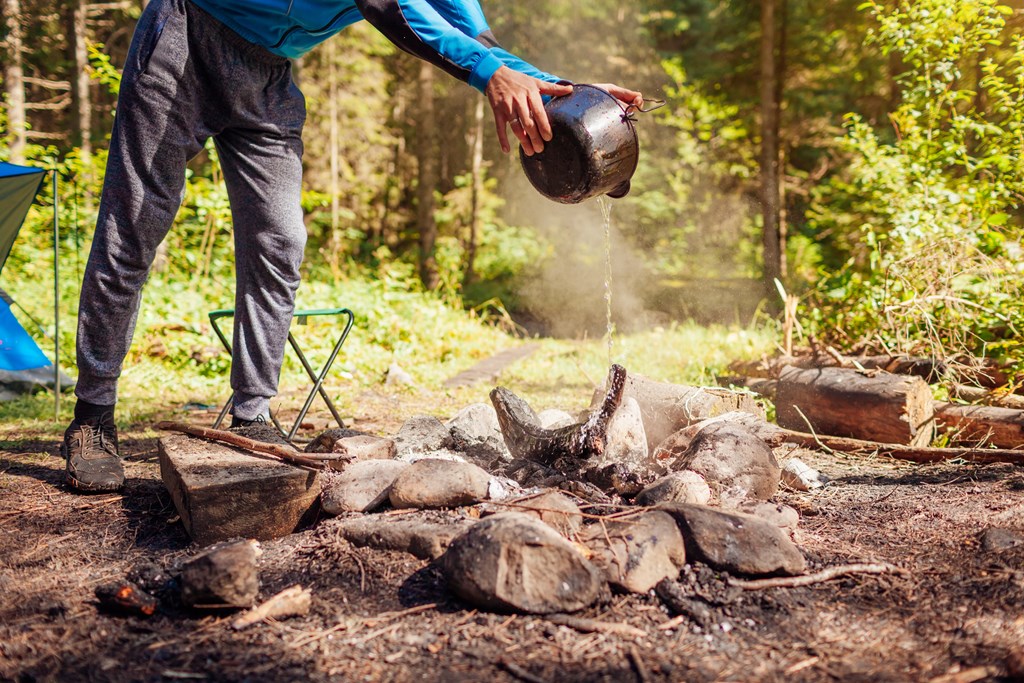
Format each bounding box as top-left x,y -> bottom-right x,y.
628,645 -> 652,683
545,613 -> 646,639
728,563 -> 904,590
156,421 -> 325,469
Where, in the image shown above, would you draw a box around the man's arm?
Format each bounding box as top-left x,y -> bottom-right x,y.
354,0 -> 638,155
355,0 -> 515,93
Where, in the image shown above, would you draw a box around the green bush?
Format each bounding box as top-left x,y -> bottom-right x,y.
805,0 -> 1024,367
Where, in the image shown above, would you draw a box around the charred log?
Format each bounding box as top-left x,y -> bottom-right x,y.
491,364 -> 627,466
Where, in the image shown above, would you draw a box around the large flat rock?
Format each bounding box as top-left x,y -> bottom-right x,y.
159,434 -> 321,546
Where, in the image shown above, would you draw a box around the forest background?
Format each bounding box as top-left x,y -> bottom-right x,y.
2,0 -> 1024,424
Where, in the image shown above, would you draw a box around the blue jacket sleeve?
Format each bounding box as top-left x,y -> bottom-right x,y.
355,0 -> 561,93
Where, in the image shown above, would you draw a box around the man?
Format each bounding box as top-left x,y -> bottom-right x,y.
61,0 -> 642,492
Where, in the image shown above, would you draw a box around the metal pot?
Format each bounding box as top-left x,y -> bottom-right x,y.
519,84 -> 639,204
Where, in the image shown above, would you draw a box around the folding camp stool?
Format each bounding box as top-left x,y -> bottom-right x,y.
209,307 -> 354,442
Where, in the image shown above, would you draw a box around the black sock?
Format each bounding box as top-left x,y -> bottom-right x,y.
74,399 -> 115,426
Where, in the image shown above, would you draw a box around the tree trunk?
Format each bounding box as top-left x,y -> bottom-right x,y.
73,0 -> 93,210
415,61 -> 439,290
328,39 -> 341,280
775,365 -> 935,447
463,97 -> 485,288
758,0 -> 784,298
3,0 -> 27,163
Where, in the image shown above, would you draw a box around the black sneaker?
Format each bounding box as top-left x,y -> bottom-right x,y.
229,414 -> 267,429
62,416 -> 124,493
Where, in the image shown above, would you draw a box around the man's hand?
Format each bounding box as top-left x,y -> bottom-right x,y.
593,83 -> 644,110
486,66 -> 572,156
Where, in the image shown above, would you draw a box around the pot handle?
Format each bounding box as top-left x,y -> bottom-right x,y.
625,99 -> 666,116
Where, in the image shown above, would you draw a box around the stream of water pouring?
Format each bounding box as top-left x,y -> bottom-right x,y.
598,196 -> 614,367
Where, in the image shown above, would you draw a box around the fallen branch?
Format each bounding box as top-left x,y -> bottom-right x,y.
545,613 -> 647,639
231,585 -> 312,630
155,421 -> 326,470
727,563 -> 904,590
769,425 -> 1024,464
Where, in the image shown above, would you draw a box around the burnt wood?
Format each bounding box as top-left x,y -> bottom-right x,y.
490,364 -> 627,466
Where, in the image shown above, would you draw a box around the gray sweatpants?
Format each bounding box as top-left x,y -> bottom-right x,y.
75,0 -> 307,420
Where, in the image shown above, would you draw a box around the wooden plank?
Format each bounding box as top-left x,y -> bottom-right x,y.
775,366 -> 934,447
159,434 -> 321,546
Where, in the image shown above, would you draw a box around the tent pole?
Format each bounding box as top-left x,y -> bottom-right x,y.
53,170 -> 60,422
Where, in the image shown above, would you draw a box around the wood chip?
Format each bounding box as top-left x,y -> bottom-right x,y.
231,585 -> 311,630
545,613 -> 647,639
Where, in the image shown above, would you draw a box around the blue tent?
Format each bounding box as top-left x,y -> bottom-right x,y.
0,162 -> 72,401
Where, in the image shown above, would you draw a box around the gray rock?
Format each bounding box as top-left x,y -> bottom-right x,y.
736,502 -> 800,532
537,409 -> 575,429
592,374 -> 765,453
330,436 -> 398,464
590,397 -> 650,471
389,458 -> 492,509
980,527 -> 1024,552
635,471 -> 712,506
393,415 -> 454,456
652,411 -> 777,455
329,513 -> 474,560
180,539 -> 261,608
584,511 -> 686,593
442,512 -> 603,613
664,422 -> 780,502
397,450 -> 468,464
658,503 -> 806,576
446,403 -> 511,464
305,428 -> 374,454
511,491 -> 584,537
321,460 -> 409,514
782,457 -> 826,491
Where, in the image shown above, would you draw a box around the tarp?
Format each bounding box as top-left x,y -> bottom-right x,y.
0,291 -> 50,371
0,162 -> 47,278
0,162 -> 72,399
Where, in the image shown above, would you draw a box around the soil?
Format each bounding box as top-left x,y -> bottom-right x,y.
2,399 -> 1024,682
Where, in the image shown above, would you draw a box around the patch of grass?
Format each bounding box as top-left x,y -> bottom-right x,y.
0,267 -> 778,446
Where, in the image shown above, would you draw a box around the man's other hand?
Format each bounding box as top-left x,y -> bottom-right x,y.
486,67 -> 572,156
592,83 -> 643,110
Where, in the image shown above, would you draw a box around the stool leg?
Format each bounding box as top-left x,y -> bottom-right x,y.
213,393 -> 234,430
286,330 -> 349,440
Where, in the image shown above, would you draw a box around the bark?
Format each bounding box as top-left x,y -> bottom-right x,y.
73,0 -> 93,209
775,365 -> 935,447
934,402 -> 1024,450
328,39 -> 341,279
758,0 -> 784,297
729,354 -> 1007,386
415,61 -> 439,290
463,97 -> 485,288
3,0 -> 27,163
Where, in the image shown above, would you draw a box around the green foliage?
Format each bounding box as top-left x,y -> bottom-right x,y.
806,0 -> 1024,364
87,42 -> 122,96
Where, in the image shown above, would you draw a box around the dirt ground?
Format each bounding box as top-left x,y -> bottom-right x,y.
2,398 -> 1024,683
